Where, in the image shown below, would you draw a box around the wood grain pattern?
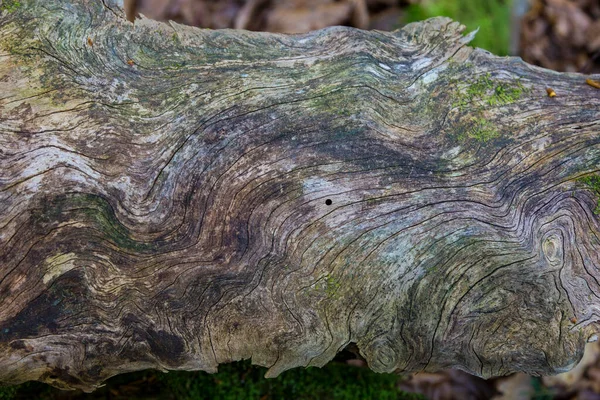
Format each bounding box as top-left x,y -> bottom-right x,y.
1,0 -> 600,391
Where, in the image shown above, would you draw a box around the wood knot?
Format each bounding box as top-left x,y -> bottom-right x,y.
542,232 -> 563,266
365,337 -> 397,372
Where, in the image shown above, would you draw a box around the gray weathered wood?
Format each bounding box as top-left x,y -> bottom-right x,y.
1,0 -> 600,392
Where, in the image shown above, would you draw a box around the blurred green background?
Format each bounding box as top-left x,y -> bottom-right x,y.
404,0 -> 512,56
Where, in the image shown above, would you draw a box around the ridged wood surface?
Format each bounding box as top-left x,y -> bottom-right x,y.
1,0 -> 600,391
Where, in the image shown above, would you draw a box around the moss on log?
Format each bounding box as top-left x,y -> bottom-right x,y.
1,0 -> 600,392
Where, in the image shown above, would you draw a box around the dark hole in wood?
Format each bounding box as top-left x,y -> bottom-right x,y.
325,199 -> 332,205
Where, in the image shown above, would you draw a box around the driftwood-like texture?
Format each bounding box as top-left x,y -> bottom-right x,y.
1,0 -> 600,392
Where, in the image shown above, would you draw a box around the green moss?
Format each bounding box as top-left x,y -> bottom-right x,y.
452,73 -> 492,110
578,175 -> 600,214
0,0 -> 21,13
487,80 -> 527,106
452,73 -> 527,111
448,73 -> 528,144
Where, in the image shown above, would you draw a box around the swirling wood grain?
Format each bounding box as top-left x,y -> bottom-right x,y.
1,0 -> 600,391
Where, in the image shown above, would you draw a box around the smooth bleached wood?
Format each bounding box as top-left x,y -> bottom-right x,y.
1,0 -> 600,392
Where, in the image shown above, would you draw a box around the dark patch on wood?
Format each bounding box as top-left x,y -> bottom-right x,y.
9,340 -> 26,350
86,365 -> 103,379
146,329 -> 185,364
42,366 -> 84,389
0,270 -> 86,341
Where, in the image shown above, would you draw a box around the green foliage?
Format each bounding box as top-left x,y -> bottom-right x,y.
530,377 -> 555,399
159,360 -> 425,400
578,175 -> 600,214
2,361 -> 425,400
0,381 -> 52,400
405,0 -> 512,56
0,386 -> 17,400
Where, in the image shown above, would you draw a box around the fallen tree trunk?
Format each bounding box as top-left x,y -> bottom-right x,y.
1,0 -> 600,392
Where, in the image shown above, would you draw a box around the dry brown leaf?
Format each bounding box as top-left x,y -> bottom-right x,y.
349,0 -> 369,29
400,370 -> 496,400
544,343 -> 600,389
492,373 -> 533,400
521,0 -> 600,73
265,1 -> 353,33
369,6 -> 402,31
235,0 -> 268,29
586,20 -> 600,52
135,0 -> 173,21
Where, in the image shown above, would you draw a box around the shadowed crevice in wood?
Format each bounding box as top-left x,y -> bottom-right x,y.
1,0 -> 600,392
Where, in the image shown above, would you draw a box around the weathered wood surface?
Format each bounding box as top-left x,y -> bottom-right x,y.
1,0 -> 600,391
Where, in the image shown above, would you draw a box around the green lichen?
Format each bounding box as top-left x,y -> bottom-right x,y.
457,117 -> 499,143
0,21 -> 87,108
305,273 -> 343,299
0,25 -> 28,58
324,274 -> 341,297
578,175 -> 600,214
32,193 -> 157,253
76,195 -> 157,252
0,0 -> 21,13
